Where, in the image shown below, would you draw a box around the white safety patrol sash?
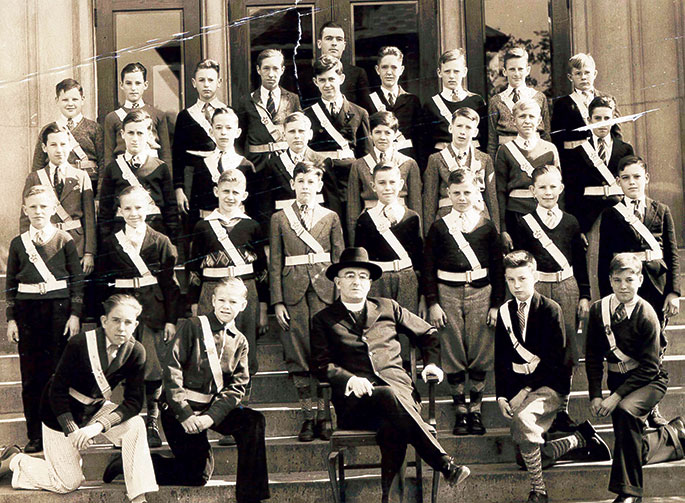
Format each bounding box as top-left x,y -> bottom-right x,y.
499,302 -> 541,375
370,92 -> 387,112
253,102 -> 286,144
367,206 -> 412,272
601,296 -> 639,373
187,103 -> 216,140
612,202 -> 663,261
579,141 -> 622,197
521,214 -> 573,282
85,330 -> 112,400
198,316 -> 224,394
18,232 -> 68,294
282,205 -> 330,266
504,141 -> 535,177
442,211 -> 482,271
114,108 -> 127,122
279,151 -> 297,179
58,124 -> 88,161
36,169 -> 81,231
112,231 -> 158,288
569,93 -> 590,124
114,155 -> 161,214
205,218 -> 254,279
311,103 -> 355,158
432,94 -> 454,127
368,92 -> 413,150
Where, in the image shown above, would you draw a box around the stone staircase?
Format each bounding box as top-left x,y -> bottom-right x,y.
0,291 -> 684,501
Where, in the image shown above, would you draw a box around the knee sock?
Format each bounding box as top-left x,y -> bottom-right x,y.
542,431 -> 586,460
447,372 -> 467,414
296,386 -> 314,421
468,371 -> 486,413
314,381 -> 327,422
520,444 -> 546,494
145,380 -> 162,424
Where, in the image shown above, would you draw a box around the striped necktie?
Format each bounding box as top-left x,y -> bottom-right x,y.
612,303 -> 627,324
517,301 -> 527,340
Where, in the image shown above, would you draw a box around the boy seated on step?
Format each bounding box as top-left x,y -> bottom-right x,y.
586,253 -> 685,503
495,250 -> 610,503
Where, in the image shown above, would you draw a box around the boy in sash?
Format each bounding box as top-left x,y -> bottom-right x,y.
98,109 -> 180,243
495,250 -> 610,503
422,169 -> 504,435
510,165 -> 590,432
354,164 -> 422,314
586,253 -> 685,503
173,59 -> 227,216
148,277 -> 270,503
22,123 -> 96,276
495,99 -> 560,253
269,161 -> 344,441
422,49 -> 487,164
369,46 -> 421,160
236,49 -> 301,174
487,47 -> 550,161
6,186 -> 83,453
103,62 -> 172,172
0,294 -> 158,503
98,185 -> 180,447
31,79 -> 103,196
346,111 -> 422,242
423,107 -> 497,235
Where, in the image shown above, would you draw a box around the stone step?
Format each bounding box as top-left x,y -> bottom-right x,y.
0,460 -> 683,503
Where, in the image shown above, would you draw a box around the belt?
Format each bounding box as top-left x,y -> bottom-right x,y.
55,220 -> 82,231
498,135 -> 516,144
248,142 -> 288,154
607,359 -> 639,374
584,185 -> 623,197
318,149 -> 355,160
18,280 -> 68,294
509,189 -> 534,198
537,267 -> 574,283
512,359 -> 540,375
203,264 -> 254,278
185,389 -> 213,404
68,387 -> 102,405
396,138 -> 413,150
364,197 -> 405,209
75,160 -> 98,170
437,268 -> 488,283
372,256 -> 413,272
619,250 -> 664,262
112,276 -> 158,289
275,194 -> 324,210
285,252 -> 330,266
563,140 -> 586,150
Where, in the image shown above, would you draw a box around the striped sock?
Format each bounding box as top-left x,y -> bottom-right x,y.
296,385 -> 314,420
520,445 -> 546,493
543,431 -> 586,460
447,372 -> 467,413
469,379 -> 486,413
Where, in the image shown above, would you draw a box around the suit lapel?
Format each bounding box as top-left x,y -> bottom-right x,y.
644,198 -> 658,229
58,166 -> 78,202
363,299 -> 381,331
331,300 -> 356,334
508,299 -> 524,343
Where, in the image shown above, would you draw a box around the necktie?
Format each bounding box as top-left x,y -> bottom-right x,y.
53,167 -> 64,199
612,303 -> 627,324
127,230 -> 142,250
131,102 -> 140,109
457,151 -> 467,166
451,90 -> 459,102
387,92 -> 395,107
632,199 -> 641,221
106,344 -> 119,366
300,204 -> 310,230
266,91 -> 276,117
218,154 -> 225,174
379,151 -> 386,164
329,101 -> 336,117
458,212 -> 467,232
34,230 -> 44,246
597,138 -> 607,164
291,152 -> 302,164
131,157 -> 141,170
517,301 -> 527,340
383,205 -> 397,225
202,102 -> 213,123
67,118 -> 74,130
545,209 -> 556,228
512,88 -> 520,103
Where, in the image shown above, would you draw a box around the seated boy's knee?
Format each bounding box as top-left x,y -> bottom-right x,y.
58,472 -> 85,493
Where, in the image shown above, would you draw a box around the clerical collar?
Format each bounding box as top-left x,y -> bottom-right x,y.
342,300 -> 365,312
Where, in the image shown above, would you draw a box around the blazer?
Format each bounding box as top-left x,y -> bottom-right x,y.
21,165 -> 96,257
172,106 -> 219,190
494,293 -> 570,400
41,328 -> 145,435
598,198 -> 680,298
294,61 -> 372,112
269,202 -> 344,305
367,87 -> 422,159
305,97 -> 372,159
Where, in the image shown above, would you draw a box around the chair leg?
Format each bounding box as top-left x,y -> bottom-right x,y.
338,449 -> 346,503
431,467 -> 440,503
328,450 -> 341,503
415,455 -> 423,503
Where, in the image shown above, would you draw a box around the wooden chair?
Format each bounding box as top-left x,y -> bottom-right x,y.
321,348 -> 441,503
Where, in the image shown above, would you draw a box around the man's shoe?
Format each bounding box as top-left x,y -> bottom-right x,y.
527,490 -> 549,502
298,420 -> 315,442
612,496 -> 642,503
314,419 -> 332,441
218,435 -> 236,446
103,453 -> 123,483
453,413 -> 469,436
467,412 -> 486,435
666,416 -> 685,449
647,404 -> 668,428
146,421 -> 162,448
576,420 -> 612,461
23,439 -> 42,453
442,457 -> 470,487
0,445 -> 21,479
549,410 -> 578,433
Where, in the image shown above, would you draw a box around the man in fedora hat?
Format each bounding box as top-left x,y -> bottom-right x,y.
311,246 -> 470,502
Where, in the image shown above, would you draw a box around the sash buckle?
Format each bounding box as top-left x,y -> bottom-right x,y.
132,277 -> 141,289
38,282 -> 47,295
307,253 -> 316,265
465,270 -> 473,283
603,185 -> 611,198
392,259 -> 401,272
555,270 -> 564,282
616,361 -> 628,374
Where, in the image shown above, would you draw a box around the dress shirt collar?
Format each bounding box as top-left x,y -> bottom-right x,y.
506,83 -> 530,95
124,99 -> 145,109
572,88 -> 595,103
342,299 -> 366,313
124,151 -> 148,166
288,148 -> 306,163
29,224 -> 56,243
515,296 -> 532,341
381,85 -> 400,101
260,86 -> 281,105
448,207 -> 480,233
374,146 -> 394,163
441,86 -> 467,103
535,204 -> 562,228
514,133 -> 539,151
592,132 -> 613,153
205,208 -> 250,223
125,223 -> 146,238
48,162 -> 69,179
195,97 -> 224,110
610,293 -> 639,319
623,195 -> 646,217
322,95 -> 344,114
57,113 -> 83,128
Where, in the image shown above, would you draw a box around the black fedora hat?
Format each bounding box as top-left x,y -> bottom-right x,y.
325,247 -> 383,281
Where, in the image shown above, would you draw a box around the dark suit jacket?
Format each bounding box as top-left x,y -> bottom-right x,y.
295,61 -> 372,112
21,165 -> 96,257
494,293 -> 570,400
41,328 -> 145,434
598,198 -> 680,298
368,88 -> 422,159
172,107 -> 217,190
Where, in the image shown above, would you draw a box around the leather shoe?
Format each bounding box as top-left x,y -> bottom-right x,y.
103,453 -> 123,483
218,434 -> 237,446
314,419 -> 332,441
468,412 -> 486,435
549,410 -> 578,433
0,445 -> 21,479
577,420 -> 612,461
647,404 -> 668,427
23,439 -> 42,453
527,490 -> 548,502
453,413 -> 469,436
612,495 -> 642,503
298,419 -> 315,442
667,416 -> 685,448
442,457 -> 470,487
146,421 -> 162,448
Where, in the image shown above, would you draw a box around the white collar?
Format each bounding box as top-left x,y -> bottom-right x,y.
506,84 -> 529,95
514,134 -> 539,151
29,224 -> 56,242
624,195 -> 646,211
448,207 -> 480,232
288,148 -> 306,162
371,200 -> 404,223
322,95 -> 344,112
195,97 -> 224,109
260,86 -> 281,103
57,113 -> 83,128
572,88 -> 595,100
123,99 -> 145,109
124,151 -> 149,166
610,293 -> 639,319
342,299 -> 366,312
535,204 -> 562,227
48,162 -> 69,175
125,223 -> 146,237
298,200 -> 319,211
515,296 -> 533,338
205,208 -> 250,223
592,132 -> 612,149
440,86 -> 466,103
381,85 -> 400,99
374,146 -> 394,162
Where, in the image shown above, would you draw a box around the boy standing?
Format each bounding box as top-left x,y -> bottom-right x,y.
6,186 -> 84,453
269,161 -> 344,441
422,169 -> 504,435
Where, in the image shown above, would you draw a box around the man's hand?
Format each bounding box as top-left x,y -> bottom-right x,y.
509,388 -> 529,412
81,253 -> 95,275
274,303 -> 290,331
596,393 -> 621,417
258,302 -> 268,335
181,415 -> 205,434
63,315 -> 80,338
347,376 -> 374,398
175,188 -> 189,214
421,363 -> 444,384
7,320 -> 18,343
418,296 -> 428,320
577,298 -> 590,320
590,397 -> 603,418
163,323 -> 176,342
68,422 -> 103,450
501,232 -> 514,252
428,303 -> 447,329
196,415 -> 214,432
486,307 -> 498,327
663,293 -> 680,319
497,397 -> 513,419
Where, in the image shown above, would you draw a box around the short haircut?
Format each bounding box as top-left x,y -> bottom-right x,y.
567,53 -> 596,73
256,48 -> 284,67
438,48 -> 466,68
503,250 -> 537,272
617,155 -> 647,174
318,21 -> 344,40
377,46 -> 403,64
447,168 -> 477,187
103,293 -> 143,317
195,58 -> 220,75
41,122 -> 65,145
293,161 -> 324,179
503,46 -> 529,67
211,106 -> 239,125
213,277 -> 248,299
512,98 -> 541,118
55,78 -> 83,97
120,62 -> 147,81
24,184 -> 57,203
588,96 -> 616,116
370,111 -> 399,132
284,111 -> 312,129
609,253 -> 643,276
372,164 -> 401,180
122,109 -> 152,130
118,185 -> 153,206
531,164 -> 562,184
313,55 -> 343,77
451,107 -> 480,126
217,168 -> 247,188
